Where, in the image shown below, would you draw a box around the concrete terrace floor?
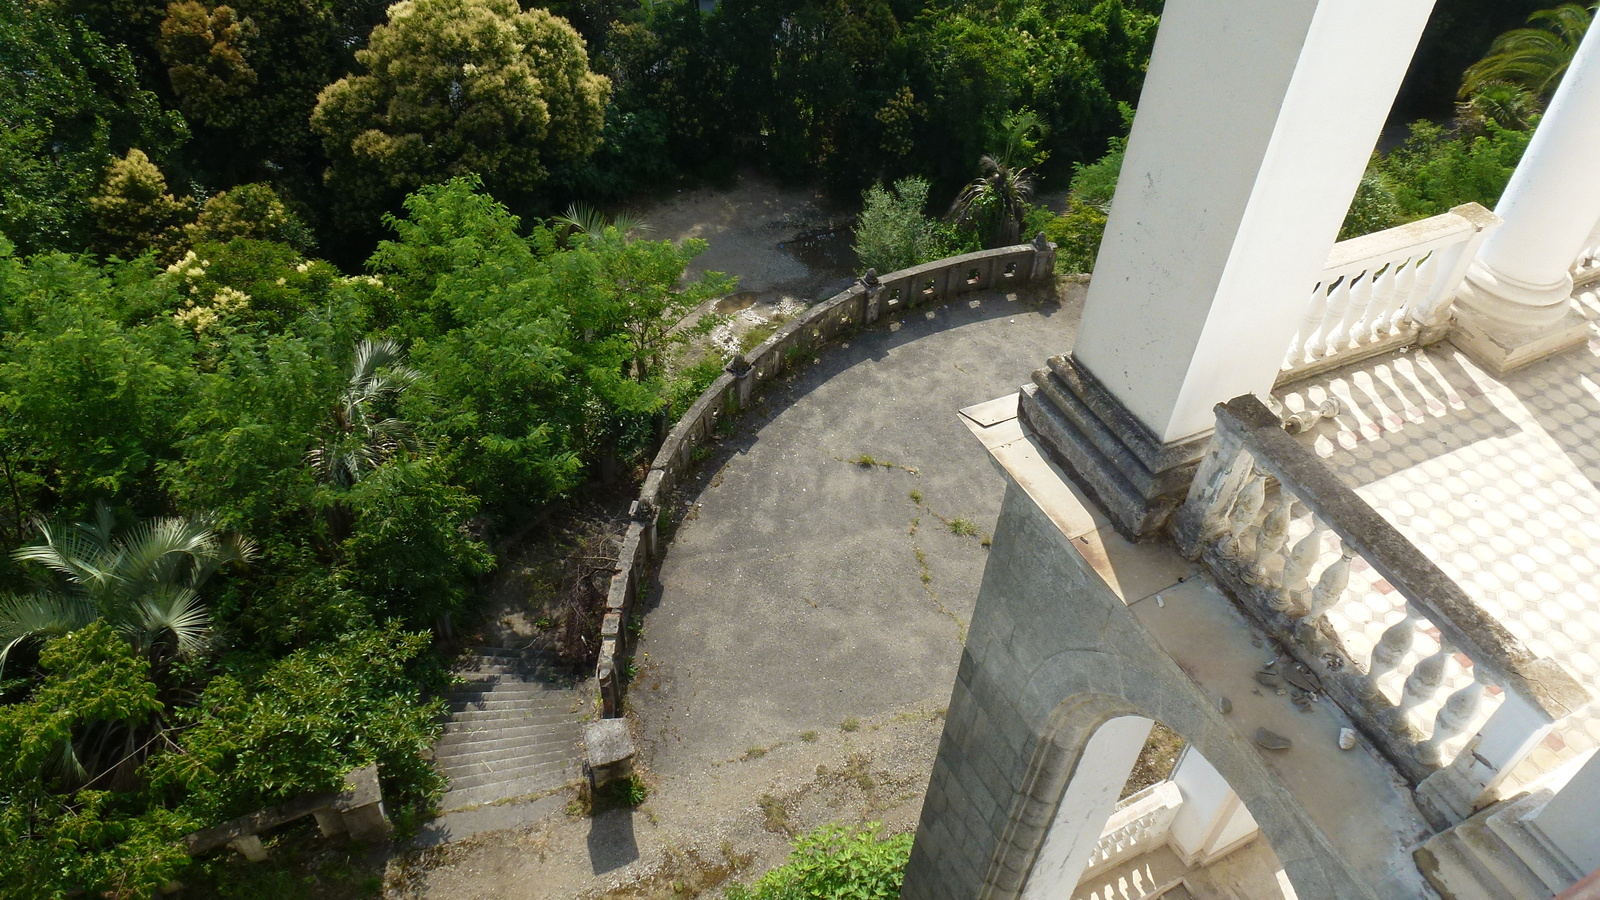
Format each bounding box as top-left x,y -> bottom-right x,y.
632,282 -> 1080,777
1276,288 -> 1600,790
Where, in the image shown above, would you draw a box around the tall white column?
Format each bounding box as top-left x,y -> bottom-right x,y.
1020,0 -> 1435,537
1452,18 -> 1600,373
1072,0 -> 1437,445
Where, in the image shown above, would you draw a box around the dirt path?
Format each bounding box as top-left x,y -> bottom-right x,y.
383,175 -> 1084,900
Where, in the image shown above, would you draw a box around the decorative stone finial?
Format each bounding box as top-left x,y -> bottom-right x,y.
860,268 -> 879,287
1032,231 -> 1049,250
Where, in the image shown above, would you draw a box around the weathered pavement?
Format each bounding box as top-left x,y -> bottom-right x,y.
389,282 -> 1085,899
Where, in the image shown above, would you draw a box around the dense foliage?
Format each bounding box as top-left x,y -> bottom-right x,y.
727,824 -> 914,900
0,175 -> 731,895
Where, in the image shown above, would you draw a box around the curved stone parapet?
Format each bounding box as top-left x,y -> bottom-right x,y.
594,239 -> 1057,716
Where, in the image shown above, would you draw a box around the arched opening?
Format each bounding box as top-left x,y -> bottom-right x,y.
1021,715 -> 1287,900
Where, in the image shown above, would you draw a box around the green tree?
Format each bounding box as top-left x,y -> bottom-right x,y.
1462,3 -> 1595,100
0,623 -> 192,899
0,0 -> 186,255
311,0 -> 611,220
90,148 -> 191,261
308,339 -> 421,491
852,177 -> 942,274
186,183 -> 316,252
949,155 -> 1036,247
156,0 -> 259,128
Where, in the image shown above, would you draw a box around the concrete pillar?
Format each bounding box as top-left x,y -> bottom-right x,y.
1167,747 -> 1260,866
1019,0 -> 1436,538
1528,751 -> 1600,878
1452,21 -> 1600,373
1019,715 -> 1153,900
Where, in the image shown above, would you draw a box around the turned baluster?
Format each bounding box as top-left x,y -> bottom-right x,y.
1317,277 -> 1355,355
1335,270 -> 1375,351
1197,457 -> 1253,548
1419,673 -> 1489,766
1247,494 -> 1295,586
1400,636 -> 1454,715
1223,466 -> 1268,559
1365,262 -> 1400,340
1285,283 -> 1328,367
1299,541 -> 1355,624
1276,518 -> 1326,614
1388,254 -> 1419,327
1368,609 -> 1419,686
1403,252 -> 1439,328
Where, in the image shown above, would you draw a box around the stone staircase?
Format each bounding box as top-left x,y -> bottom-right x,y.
434,648 -> 585,812
1415,791 -> 1583,900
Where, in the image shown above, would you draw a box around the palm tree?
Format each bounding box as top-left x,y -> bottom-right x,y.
1461,3 -> 1596,101
307,338 -> 422,489
0,505 -> 256,676
553,202 -> 652,245
948,154 -> 1036,248
1456,81 -> 1542,135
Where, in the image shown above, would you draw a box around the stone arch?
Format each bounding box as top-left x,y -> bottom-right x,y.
903,481 -> 1381,900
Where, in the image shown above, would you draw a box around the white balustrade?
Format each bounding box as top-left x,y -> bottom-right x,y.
1279,203 -> 1500,384
1080,780 -> 1185,879
1176,395 -> 1587,813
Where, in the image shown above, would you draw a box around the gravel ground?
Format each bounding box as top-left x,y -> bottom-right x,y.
384,174 -> 1085,900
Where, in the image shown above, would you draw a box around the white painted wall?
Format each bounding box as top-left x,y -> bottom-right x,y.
1020,715 -> 1154,900
1532,750 -> 1600,875
1167,746 -> 1260,865
1073,0 -> 1436,444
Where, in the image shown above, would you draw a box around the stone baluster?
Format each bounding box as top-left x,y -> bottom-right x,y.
1401,636 -> 1454,716
1196,456 -> 1253,549
1299,541 -> 1355,624
1419,672 -> 1489,766
1332,270 -> 1375,351
1222,466 -> 1268,559
1286,283 -> 1329,366
1402,252 -> 1439,329
1247,494 -> 1295,585
1276,518 -> 1326,614
1365,262 -> 1401,340
1368,609 -> 1419,687
1389,253 -> 1419,327
1315,277 -> 1354,356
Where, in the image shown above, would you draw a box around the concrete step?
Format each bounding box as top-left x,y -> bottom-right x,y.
1484,790 -> 1583,892
442,752 -> 571,790
437,733 -> 580,770
1417,800 -> 1555,900
439,769 -> 571,812
442,705 -> 577,725
446,695 -> 572,713
438,719 -> 576,748
445,681 -> 570,699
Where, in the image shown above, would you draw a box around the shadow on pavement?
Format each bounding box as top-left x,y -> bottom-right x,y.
588,808 -> 639,874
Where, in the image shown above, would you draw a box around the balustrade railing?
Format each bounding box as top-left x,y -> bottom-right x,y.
1081,781 -> 1184,879
1279,203 -> 1499,385
1572,215 -> 1600,286
1172,396 -> 1589,826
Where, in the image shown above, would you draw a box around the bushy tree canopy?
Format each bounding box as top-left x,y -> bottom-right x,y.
312,0 -> 610,220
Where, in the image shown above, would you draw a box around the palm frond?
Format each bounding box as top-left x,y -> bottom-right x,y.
0,592 -> 97,676
1462,2 -> 1596,98
129,586 -> 212,659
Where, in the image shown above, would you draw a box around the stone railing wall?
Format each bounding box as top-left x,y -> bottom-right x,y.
1279,203 -> 1500,385
180,764 -> 390,862
594,239 -> 1058,716
1171,396 -> 1589,826
1080,780 -> 1185,879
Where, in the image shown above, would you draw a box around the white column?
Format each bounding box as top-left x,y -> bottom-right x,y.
1020,715 -> 1153,900
1072,0 -> 1436,445
1452,16 -> 1600,372
1528,750 -> 1600,878
1167,747 -> 1261,866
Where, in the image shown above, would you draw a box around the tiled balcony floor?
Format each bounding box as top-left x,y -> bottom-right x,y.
1274,288 -> 1600,789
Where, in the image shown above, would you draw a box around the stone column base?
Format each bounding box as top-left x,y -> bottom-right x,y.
1450,304 -> 1591,376
1017,354 -> 1210,541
